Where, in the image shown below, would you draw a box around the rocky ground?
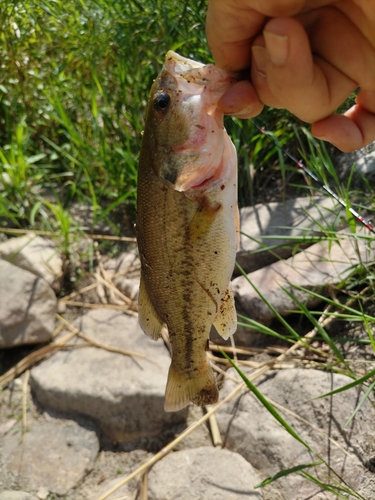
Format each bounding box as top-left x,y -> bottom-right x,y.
1,187 -> 375,499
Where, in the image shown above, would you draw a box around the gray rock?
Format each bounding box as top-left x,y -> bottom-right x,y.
0,418 -> 17,436
148,446 -> 265,500
233,227 -> 375,331
0,493 -> 38,500
30,308 -> 187,443
1,421 -> 98,495
237,196 -> 340,274
0,234 -> 63,290
95,477 -> 134,500
358,475 -> 375,500
0,260 -> 57,347
355,151 -> 375,176
217,368 -> 374,499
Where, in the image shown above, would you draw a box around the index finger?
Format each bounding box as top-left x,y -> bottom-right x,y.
206,0 -> 265,71
206,0 -> 336,71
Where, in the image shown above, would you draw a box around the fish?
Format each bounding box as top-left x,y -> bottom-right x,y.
136,51 -> 239,412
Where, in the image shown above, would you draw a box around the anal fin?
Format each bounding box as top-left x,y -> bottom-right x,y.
213,284 -> 237,340
138,275 -> 163,341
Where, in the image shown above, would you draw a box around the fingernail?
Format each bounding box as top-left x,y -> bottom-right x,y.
251,45 -> 267,77
264,30 -> 288,65
233,104 -> 255,119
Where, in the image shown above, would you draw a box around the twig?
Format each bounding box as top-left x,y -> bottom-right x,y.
62,301 -> 138,316
113,263 -> 141,279
207,353 -> 231,365
88,234 -> 136,242
230,335 -> 238,362
22,370 -> 30,435
95,251 -> 108,304
60,282 -> 99,302
0,228 -> 59,237
207,409 -> 222,448
139,470 -> 148,500
209,343 -> 287,356
0,227 -> 136,242
131,490 -> 138,500
210,362 -> 240,383
50,321 -> 66,339
94,272 -> 133,306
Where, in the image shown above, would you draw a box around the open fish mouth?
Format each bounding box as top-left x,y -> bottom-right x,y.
155,51 -> 237,194
165,50 -> 237,92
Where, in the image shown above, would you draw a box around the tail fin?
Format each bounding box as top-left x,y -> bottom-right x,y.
164,359 -> 218,412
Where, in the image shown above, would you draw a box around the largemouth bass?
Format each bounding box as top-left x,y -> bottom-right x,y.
136,51 -> 239,412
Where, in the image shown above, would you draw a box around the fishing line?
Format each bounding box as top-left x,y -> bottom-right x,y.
250,121 -> 375,236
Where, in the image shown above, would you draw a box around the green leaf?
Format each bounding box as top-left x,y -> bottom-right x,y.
310,367 -> 375,400
345,379 -> 375,427
255,461 -> 323,488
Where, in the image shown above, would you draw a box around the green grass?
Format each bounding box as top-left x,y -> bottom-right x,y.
0,0 -> 311,232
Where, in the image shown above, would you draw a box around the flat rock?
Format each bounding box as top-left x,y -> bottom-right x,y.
0,234 -> 63,290
30,308 -> 187,443
148,446 -> 266,500
233,228 -> 375,339
237,196 -> 340,274
217,368 -> 375,499
1,420 -> 98,496
0,493 -> 38,500
0,260 -> 57,347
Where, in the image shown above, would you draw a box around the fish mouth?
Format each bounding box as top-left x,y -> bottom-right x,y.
159,52 -> 235,194
165,51 -> 205,75
164,51 -> 237,88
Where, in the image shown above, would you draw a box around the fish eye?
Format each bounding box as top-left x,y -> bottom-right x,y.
154,92 -> 171,114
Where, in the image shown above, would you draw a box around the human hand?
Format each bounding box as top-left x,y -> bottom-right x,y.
206,0 -> 375,152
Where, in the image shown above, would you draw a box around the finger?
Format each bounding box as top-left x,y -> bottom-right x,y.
251,17 -> 357,122
248,0 -> 332,17
206,0 -> 265,71
206,0 -> 334,71
306,7 -> 375,92
218,80 -> 264,117
312,102 -> 375,152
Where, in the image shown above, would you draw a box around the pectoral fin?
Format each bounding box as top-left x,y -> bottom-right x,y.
138,275 -> 163,340
188,198 -> 221,242
213,284 -> 237,339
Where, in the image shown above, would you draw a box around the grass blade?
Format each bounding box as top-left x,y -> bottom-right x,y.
255,461 -> 323,488
345,379 -> 375,427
